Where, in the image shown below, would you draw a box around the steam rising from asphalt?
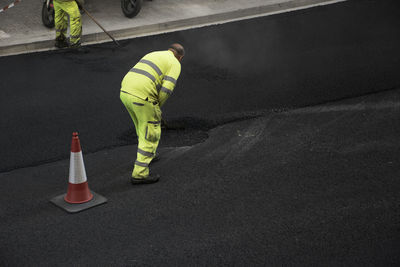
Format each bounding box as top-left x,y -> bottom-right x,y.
177,20 -> 277,75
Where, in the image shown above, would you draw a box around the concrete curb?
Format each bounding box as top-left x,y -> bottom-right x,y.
0,0 -> 346,56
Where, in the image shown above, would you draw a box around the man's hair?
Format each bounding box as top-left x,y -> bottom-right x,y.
169,43 -> 185,57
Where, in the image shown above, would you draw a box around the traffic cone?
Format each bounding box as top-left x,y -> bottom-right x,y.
50,132 -> 107,213
65,132 -> 93,203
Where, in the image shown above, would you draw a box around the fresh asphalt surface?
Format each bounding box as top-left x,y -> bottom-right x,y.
1,0 -> 400,265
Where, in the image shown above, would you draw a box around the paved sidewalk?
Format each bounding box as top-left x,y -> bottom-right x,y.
0,0 -> 345,56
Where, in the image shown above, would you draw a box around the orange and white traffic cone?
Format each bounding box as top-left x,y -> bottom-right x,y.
65,132 -> 93,203
50,132 -> 107,213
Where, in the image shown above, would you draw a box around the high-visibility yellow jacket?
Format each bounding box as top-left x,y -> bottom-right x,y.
121,50 -> 181,107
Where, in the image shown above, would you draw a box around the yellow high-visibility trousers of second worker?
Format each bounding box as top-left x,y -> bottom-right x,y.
120,92 -> 161,178
54,0 -> 82,45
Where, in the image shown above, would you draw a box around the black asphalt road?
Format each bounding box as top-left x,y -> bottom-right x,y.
1,88 -> 399,266
1,0 -> 400,172
1,0 -> 400,265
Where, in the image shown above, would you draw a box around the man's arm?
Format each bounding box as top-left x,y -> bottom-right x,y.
158,62 -> 181,107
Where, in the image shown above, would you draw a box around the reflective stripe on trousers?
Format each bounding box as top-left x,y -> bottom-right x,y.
120,91 -> 161,178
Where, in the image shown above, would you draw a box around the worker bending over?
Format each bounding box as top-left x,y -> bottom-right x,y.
120,43 -> 184,184
54,0 -> 84,48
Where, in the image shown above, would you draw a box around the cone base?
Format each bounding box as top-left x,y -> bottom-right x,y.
50,191 -> 107,213
64,182 -> 94,204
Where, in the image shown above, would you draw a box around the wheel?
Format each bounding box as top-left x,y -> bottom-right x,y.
121,0 -> 142,18
42,1 -> 55,28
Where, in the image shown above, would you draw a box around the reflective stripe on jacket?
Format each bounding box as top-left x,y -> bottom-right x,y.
121,50 -> 181,107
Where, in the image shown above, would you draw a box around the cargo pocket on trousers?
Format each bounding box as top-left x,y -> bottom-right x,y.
145,122 -> 161,143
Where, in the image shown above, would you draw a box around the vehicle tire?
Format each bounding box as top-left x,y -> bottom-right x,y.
121,0 -> 142,18
42,1 -> 55,28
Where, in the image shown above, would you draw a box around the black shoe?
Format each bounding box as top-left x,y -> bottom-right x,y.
55,38 -> 69,48
131,174 -> 160,185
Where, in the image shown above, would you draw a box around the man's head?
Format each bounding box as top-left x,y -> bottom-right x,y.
169,43 -> 185,62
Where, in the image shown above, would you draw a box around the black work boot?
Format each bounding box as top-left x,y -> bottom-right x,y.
131,174 -> 160,185
55,37 -> 69,48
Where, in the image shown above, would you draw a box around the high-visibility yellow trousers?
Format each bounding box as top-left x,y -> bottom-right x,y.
54,0 -> 82,45
120,91 -> 162,178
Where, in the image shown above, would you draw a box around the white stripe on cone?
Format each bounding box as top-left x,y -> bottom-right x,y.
69,151 -> 88,184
